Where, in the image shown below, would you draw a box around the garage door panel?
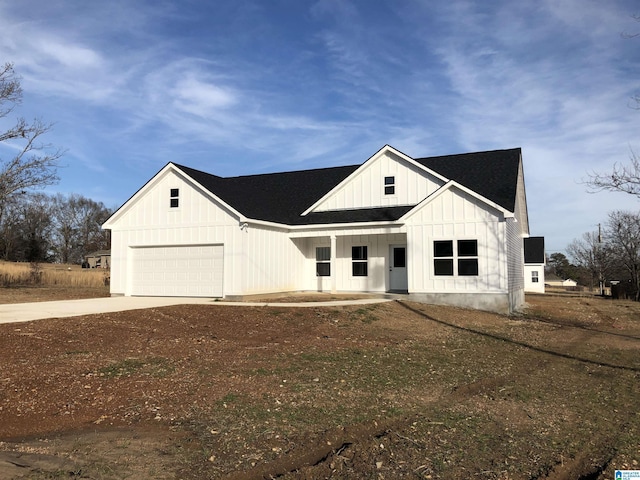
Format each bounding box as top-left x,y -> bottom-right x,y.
131,245 -> 223,297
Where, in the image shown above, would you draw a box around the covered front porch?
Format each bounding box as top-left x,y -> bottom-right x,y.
290,228 -> 408,295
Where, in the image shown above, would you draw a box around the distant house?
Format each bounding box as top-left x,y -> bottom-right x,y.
103,145 -> 538,313
84,250 -> 110,269
524,237 -> 545,293
544,274 -> 578,288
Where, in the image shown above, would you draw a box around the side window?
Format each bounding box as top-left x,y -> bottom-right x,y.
352,246 -> 368,276
433,240 -> 478,276
170,188 -> 179,208
532,271 -> 539,283
433,240 -> 453,276
457,240 -> 478,276
384,176 -> 395,195
316,247 -> 330,277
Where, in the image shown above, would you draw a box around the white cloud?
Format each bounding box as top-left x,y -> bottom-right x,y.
171,75 -> 237,117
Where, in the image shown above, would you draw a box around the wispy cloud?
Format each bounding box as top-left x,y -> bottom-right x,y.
0,0 -> 637,250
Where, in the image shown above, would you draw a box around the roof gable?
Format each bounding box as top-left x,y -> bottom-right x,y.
302,145 -> 448,214
416,148 -> 521,212
105,146 -> 524,229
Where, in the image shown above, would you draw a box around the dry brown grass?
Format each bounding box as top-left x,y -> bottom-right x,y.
0,260 -> 109,288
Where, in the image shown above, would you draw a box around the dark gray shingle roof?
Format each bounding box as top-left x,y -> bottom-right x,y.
174,147 -> 521,225
416,148 -> 521,212
524,237 -> 545,264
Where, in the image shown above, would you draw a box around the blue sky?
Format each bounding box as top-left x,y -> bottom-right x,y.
0,0 -> 638,254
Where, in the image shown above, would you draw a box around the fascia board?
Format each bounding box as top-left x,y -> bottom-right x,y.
399,180 -> 514,222
300,144 -> 446,216
244,217 -> 403,232
102,163 -> 245,229
287,220 -> 402,231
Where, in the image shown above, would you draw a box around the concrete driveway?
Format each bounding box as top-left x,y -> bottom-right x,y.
0,296 -> 392,324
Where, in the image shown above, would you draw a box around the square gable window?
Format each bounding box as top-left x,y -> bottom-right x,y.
170,188 -> 179,208
384,176 -> 395,195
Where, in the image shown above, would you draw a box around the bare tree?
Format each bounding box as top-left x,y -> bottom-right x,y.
51,194 -> 112,264
584,151 -> 640,198
606,210 -> 640,301
583,15 -> 640,197
567,230 -> 613,293
0,62 -> 63,224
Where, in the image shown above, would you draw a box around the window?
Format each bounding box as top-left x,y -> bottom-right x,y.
393,247 -> 406,268
434,239 -> 478,276
316,247 -> 330,277
384,176 -> 395,195
532,271 -> 539,283
433,240 -> 453,276
352,246 -> 368,276
457,240 -> 478,276
170,188 -> 179,208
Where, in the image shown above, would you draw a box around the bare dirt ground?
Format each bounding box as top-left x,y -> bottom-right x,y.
0,288 -> 638,479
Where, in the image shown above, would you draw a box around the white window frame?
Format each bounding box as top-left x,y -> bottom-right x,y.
352,245 -> 368,277
433,239 -> 479,276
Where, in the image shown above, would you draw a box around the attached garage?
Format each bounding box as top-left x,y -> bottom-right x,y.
130,245 -> 223,297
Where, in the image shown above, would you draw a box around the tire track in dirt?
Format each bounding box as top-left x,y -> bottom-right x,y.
221,417 -> 400,480
398,301 -> 634,480
221,301 -> 625,479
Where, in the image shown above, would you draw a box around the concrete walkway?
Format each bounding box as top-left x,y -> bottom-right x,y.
0,296 -> 393,324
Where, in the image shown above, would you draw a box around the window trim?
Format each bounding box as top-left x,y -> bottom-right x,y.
531,270 -> 539,283
433,239 -> 479,277
352,245 -> 368,277
384,176 -> 395,195
170,188 -> 180,208
316,246 -> 331,277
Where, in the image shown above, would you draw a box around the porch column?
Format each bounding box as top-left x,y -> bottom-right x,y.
330,235 -> 337,294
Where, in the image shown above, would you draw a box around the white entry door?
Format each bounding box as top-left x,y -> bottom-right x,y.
131,245 -> 223,297
389,245 -> 408,292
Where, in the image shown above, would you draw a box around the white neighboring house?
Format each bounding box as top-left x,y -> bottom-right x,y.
523,237 -> 545,294
103,145 -> 534,313
545,275 -> 578,288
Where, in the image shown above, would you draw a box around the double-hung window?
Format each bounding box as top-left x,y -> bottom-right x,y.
532,271 -> 539,283
316,247 -> 331,277
352,246 -> 368,276
434,240 -> 478,276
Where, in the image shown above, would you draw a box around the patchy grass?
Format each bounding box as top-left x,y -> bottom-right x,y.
0,296 -> 638,479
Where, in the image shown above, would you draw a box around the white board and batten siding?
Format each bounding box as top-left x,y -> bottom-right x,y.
107,167 -> 242,297
241,224 -> 305,296
404,185 -> 509,294
311,151 -> 444,212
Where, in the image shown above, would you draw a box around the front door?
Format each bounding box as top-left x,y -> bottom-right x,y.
389,245 -> 408,292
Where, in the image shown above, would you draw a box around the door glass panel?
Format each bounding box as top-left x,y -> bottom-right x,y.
393,247 -> 406,268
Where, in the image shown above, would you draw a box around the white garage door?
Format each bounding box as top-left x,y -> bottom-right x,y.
131,245 -> 223,297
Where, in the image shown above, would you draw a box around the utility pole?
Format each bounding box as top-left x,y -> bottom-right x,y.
597,223 -> 604,296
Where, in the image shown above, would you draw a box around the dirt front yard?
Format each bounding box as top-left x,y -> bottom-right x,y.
0,290 -> 638,479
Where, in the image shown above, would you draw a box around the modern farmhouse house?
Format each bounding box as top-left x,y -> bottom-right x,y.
103,145 -> 532,313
